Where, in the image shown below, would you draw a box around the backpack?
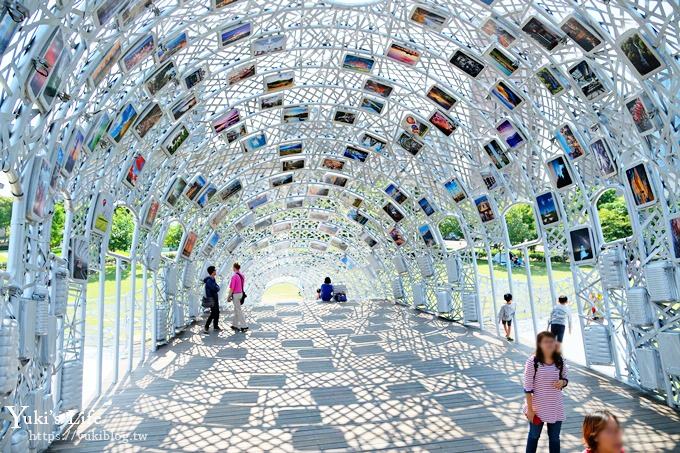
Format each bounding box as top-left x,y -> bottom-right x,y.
335,293 -> 347,302
533,356 -> 564,384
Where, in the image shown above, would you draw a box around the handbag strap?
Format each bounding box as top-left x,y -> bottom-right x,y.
236,272 -> 245,291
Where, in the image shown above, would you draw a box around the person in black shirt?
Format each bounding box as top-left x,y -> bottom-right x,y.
203,266 -> 221,333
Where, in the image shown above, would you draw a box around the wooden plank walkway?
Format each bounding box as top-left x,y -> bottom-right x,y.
50,299 -> 680,452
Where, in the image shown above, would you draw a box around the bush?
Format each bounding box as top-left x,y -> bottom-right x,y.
597,191 -> 632,243
439,216 -> 463,240
109,207 -> 134,252
164,223 -> 183,250
505,204 -> 538,246
50,202 -> 65,251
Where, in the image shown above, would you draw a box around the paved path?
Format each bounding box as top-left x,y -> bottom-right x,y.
50,299 -> 680,452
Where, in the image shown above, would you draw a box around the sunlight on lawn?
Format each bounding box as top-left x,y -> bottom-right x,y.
84,265 -> 145,330
261,282 -> 303,303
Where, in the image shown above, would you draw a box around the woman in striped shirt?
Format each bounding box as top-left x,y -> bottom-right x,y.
523,331 -> 569,453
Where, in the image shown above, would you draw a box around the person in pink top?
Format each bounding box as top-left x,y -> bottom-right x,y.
581,410 -> 624,453
523,331 -> 569,453
227,262 -> 248,332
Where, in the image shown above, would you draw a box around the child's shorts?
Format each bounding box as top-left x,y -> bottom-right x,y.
550,323 -> 566,342
502,319 -> 512,327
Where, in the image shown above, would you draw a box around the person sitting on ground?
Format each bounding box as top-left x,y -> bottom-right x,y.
582,410 -> 624,453
203,266 -> 221,334
497,293 -> 516,341
319,277 -> 334,302
316,288 -> 321,300
548,295 -> 572,353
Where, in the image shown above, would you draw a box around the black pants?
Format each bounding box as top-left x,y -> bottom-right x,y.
550,323 -> 566,342
205,301 -> 219,329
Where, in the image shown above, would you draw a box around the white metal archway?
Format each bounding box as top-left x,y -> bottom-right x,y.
0,0 -> 679,449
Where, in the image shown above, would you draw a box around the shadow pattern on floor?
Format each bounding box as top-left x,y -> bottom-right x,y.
50,299 -> 680,452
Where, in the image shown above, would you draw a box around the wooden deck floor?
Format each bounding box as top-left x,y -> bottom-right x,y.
50,299 -> 680,452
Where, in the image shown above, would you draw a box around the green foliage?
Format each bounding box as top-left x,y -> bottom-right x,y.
0,196 -> 11,230
528,250 -> 549,262
598,189 -> 618,205
597,191 -> 633,243
109,207 -> 134,252
50,202 -> 65,251
505,204 -> 538,246
164,223 -> 183,250
439,216 -> 463,240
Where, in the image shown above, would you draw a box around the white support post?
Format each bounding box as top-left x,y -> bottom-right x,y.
113,257 -> 122,384
544,255 -> 558,305
127,225 -> 140,374
469,248 -> 485,331
485,244 -> 499,336
523,247 -> 538,337
505,248 -> 519,342
140,266 -> 148,365
601,288 -> 623,380
152,271 -> 158,352
6,187 -> 26,281
570,265 -> 591,368
95,245 -> 105,397
53,208 -> 73,406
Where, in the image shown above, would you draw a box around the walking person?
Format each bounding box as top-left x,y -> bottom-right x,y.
203,266 -> 221,334
497,293 -> 516,341
581,410 -> 624,453
523,331 -> 569,453
227,262 -> 248,332
548,295 -> 572,352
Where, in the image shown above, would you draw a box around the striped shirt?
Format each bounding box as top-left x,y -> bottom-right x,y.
522,355 -> 569,423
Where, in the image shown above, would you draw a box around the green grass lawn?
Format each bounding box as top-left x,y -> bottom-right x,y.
472,259 -> 597,327
84,264 -> 146,332
475,258 -> 581,285
2,249 -> 583,330
83,270 -> 304,334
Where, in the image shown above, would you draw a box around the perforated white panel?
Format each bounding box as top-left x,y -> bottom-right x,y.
626,287 -> 655,326
584,324 -> 613,366
644,262 -> 678,303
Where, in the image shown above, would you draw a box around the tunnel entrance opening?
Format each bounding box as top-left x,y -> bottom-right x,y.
261,277 -> 304,304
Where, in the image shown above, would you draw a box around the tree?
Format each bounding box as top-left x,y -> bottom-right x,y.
50,202 -> 65,251
0,196 -> 11,231
164,223 -> 183,250
598,189 -> 618,205
505,204 -> 538,246
0,196 -> 12,250
439,216 -> 463,240
597,191 -> 633,242
109,207 -> 134,252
